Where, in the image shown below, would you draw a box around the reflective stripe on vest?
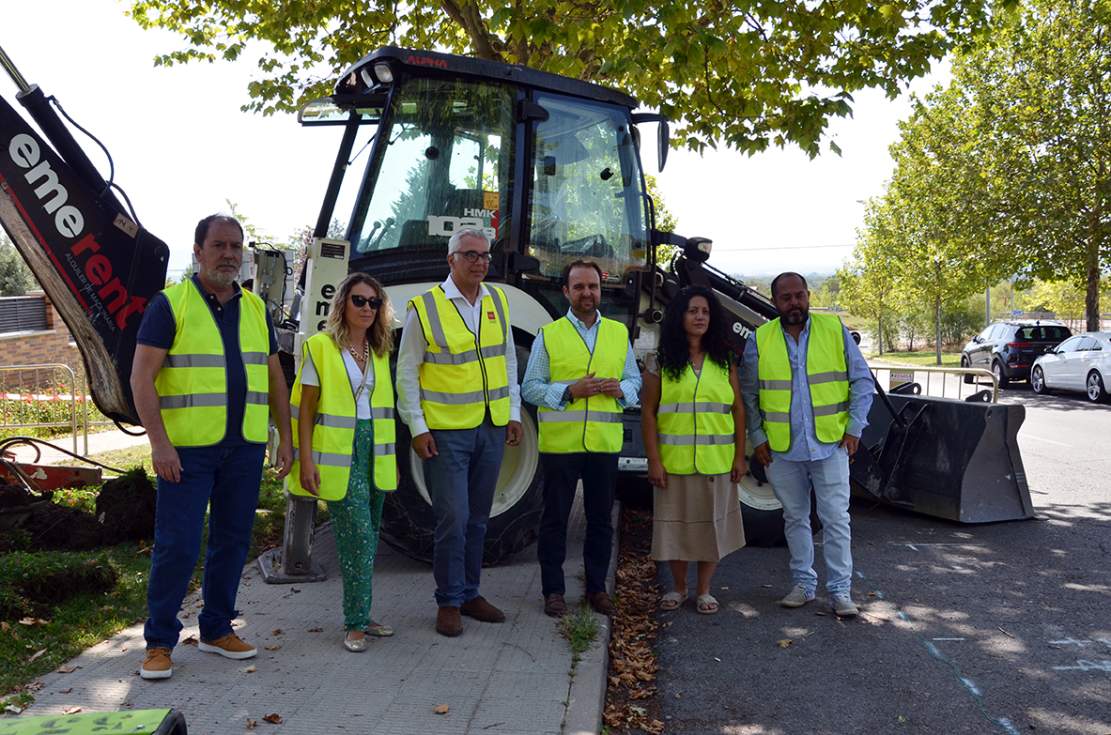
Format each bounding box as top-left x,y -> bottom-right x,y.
409,285 -> 510,429
288,332 -> 398,500
537,316 -> 628,454
155,280 -> 270,446
657,359 -> 735,475
755,313 -> 849,452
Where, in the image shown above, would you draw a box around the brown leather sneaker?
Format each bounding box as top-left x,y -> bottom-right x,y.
198,633 -> 257,660
140,647 -> 173,680
436,606 -> 463,637
460,595 -> 506,623
543,593 -> 567,618
587,591 -> 616,617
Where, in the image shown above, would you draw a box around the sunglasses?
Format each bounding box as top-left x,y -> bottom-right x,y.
350,294 -> 383,309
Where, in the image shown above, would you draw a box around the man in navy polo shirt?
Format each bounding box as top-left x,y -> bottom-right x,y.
131,214 -> 292,680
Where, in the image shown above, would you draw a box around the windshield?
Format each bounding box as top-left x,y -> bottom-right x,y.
528,93 -> 647,281
349,78 -> 514,254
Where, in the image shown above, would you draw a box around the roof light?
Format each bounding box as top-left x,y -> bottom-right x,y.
373,62 -> 394,84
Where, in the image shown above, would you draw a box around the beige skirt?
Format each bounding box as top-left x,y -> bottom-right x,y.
651,473 -> 745,562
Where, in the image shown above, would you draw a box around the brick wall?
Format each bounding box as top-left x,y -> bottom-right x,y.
0,292 -> 85,390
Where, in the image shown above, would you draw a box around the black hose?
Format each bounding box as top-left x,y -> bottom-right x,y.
0,436 -> 127,474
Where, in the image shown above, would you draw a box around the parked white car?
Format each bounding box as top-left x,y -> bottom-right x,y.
1031,332 -> 1111,402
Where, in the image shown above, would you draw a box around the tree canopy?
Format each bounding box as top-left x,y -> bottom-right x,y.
847,0 -> 1110,342
128,0 -> 1005,156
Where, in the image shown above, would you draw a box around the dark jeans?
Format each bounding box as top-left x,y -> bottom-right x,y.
538,452 -> 618,597
422,420 -> 505,607
144,443 -> 265,650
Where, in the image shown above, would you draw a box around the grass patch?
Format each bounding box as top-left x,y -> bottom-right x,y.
0,451 -> 319,698
87,443 -> 154,475
0,544 -> 149,696
868,350 -> 962,367
559,603 -> 600,663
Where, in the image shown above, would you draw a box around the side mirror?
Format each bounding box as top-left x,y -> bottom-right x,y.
658,120 -> 670,172
972,336 -> 982,344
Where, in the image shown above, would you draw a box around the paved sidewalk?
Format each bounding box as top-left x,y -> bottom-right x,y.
17,496 -> 613,735
6,429 -> 149,465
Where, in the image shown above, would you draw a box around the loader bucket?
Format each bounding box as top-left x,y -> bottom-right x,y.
851,393 -> 1034,523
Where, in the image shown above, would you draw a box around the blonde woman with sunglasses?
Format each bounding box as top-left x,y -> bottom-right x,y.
288,273 -> 398,651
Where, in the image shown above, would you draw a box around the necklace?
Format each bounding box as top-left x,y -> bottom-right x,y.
348,339 -> 369,366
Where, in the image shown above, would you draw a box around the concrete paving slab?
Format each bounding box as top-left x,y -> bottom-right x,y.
16,492 -> 613,734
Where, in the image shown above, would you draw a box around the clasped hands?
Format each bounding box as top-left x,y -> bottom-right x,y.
570,373 -> 622,400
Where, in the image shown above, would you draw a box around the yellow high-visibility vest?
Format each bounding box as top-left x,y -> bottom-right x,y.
537,316 -> 628,454
288,332 -> 397,500
155,279 -> 270,446
657,358 -> 735,475
755,313 -> 849,452
408,285 -> 510,429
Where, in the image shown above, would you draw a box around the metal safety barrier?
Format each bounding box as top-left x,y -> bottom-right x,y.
0,363 -> 87,454
869,363 -> 999,403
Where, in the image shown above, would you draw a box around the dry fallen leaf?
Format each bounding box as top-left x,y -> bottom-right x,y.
271,629 -> 283,636
180,636 -> 198,646
264,644 -> 281,651
306,627 -> 323,633
262,713 -> 283,724
19,617 -> 49,626
245,719 -> 258,730
241,665 -> 257,674
63,706 -> 82,715
59,688 -> 73,694
776,639 -> 794,649
433,704 -> 450,715
0,622 -> 9,632
56,665 -> 79,674
27,648 -> 47,662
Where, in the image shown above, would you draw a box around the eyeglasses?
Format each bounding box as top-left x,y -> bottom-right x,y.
350,294 -> 383,309
453,250 -> 492,263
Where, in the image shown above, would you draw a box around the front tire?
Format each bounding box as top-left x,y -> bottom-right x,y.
379,343 -> 544,565
1031,366 -> 1049,395
1086,371 -> 1107,403
961,355 -> 974,384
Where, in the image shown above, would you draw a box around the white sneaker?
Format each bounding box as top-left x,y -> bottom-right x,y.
831,594 -> 859,618
779,585 -> 816,608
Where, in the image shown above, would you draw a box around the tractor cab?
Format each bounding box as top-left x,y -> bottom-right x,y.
299,47 -> 664,325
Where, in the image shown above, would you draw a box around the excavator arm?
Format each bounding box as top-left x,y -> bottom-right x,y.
0,48 -> 168,425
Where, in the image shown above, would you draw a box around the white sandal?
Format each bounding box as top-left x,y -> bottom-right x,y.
696,594 -> 720,615
660,591 -> 688,611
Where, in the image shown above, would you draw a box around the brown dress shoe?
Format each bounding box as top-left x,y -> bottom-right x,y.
587,591 -> 615,617
436,606 -> 463,637
543,593 -> 567,618
460,596 -> 506,623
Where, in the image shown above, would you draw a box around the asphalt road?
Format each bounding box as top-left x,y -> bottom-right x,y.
653,383 -> 1111,734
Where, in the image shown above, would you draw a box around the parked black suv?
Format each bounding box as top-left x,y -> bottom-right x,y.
961,321 -> 1072,386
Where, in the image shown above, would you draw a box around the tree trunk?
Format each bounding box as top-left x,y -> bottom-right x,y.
935,292 -> 942,366
1086,243 -> 1100,332
877,315 -> 884,355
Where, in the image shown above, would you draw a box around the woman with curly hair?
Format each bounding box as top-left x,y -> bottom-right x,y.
641,286 -> 746,614
288,272 -> 398,650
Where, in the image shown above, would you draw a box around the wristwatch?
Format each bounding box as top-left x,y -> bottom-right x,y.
561,386 -> 573,404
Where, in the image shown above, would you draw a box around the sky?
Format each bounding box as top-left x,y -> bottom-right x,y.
3,1 -> 946,279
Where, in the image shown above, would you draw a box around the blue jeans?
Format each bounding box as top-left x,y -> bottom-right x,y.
422,420 -> 505,607
144,443 -> 265,649
765,447 -> 853,596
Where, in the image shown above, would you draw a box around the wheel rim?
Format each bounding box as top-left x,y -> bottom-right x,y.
993,363 -> 1003,382
408,411 -> 540,518
1032,368 -> 1043,392
1088,374 -> 1102,401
